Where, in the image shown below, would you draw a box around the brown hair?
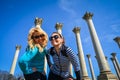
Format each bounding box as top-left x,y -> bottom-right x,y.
51,32 -> 65,44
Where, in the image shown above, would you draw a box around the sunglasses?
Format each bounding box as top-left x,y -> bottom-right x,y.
49,35 -> 60,41
32,34 -> 45,39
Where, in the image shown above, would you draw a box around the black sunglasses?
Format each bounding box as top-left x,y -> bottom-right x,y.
49,35 -> 59,41
32,34 -> 45,39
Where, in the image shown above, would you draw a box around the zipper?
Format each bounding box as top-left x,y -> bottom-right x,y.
58,54 -> 62,76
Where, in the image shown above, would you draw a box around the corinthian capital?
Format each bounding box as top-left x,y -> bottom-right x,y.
83,12 -> 93,20
34,17 -> 42,26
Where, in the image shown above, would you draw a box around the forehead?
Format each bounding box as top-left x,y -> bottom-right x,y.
52,33 -> 60,36
33,31 -> 41,36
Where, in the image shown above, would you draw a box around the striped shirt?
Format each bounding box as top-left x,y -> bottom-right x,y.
48,45 -> 80,78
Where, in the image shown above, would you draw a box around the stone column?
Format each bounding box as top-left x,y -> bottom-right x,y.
69,63 -> 73,76
34,17 -> 42,28
111,53 -> 120,73
86,54 -> 96,80
114,37 -> 120,48
10,45 -> 21,75
95,56 -> 101,72
44,56 -> 47,74
34,17 -> 48,74
110,58 -> 120,80
83,12 -> 118,80
55,22 -> 73,76
73,27 -> 90,80
8,74 -> 16,80
105,56 -> 111,69
55,22 -> 63,35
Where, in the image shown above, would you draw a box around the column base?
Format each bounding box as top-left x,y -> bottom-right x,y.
8,74 -> 16,80
97,71 -> 118,80
81,76 -> 91,80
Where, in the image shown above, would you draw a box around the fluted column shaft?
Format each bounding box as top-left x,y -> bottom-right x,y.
86,54 -> 96,80
73,27 -> 89,78
95,56 -> 101,72
44,56 -> 47,74
105,57 -> 111,70
110,58 -> 120,80
83,13 -> 110,72
69,63 -> 73,76
10,45 -> 21,75
111,53 -> 120,73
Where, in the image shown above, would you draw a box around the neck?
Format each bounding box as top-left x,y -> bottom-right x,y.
54,44 -> 62,53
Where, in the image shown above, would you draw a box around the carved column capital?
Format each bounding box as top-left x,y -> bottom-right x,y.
86,54 -> 91,58
16,45 -> 21,50
55,22 -> 63,30
73,27 -> 80,34
111,52 -> 116,57
114,36 -> 120,48
83,12 -> 93,20
34,17 -> 42,26
110,57 -> 115,61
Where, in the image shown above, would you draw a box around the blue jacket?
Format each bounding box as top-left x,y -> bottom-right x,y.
18,46 -> 47,74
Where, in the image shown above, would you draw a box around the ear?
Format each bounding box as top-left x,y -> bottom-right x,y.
60,38 -> 64,44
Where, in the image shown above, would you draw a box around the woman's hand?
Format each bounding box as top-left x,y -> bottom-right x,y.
32,67 -> 37,72
64,78 -> 74,80
68,78 -> 73,80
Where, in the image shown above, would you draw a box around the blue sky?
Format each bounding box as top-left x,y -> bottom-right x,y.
0,0 -> 120,78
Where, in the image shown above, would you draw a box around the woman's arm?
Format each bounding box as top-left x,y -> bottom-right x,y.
66,47 -> 81,80
19,47 -> 38,62
18,47 -> 39,73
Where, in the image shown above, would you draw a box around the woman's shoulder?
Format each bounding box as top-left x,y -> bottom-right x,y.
62,44 -> 72,51
42,47 -> 49,54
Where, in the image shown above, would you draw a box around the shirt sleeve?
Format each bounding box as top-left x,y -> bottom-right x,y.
19,47 -> 38,62
18,47 -> 39,73
66,47 -> 80,71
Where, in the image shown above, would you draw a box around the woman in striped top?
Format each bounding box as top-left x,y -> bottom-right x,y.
48,32 -> 81,80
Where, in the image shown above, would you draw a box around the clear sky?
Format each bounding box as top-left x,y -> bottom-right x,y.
0,0 -> 120,78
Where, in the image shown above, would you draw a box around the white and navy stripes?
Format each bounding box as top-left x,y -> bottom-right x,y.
48,46 -> 80,78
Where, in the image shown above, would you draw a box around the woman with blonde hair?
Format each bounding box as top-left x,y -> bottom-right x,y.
19,27 -> 48,80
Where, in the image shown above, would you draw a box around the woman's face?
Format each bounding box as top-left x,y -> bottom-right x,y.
49,33 -> 63,47
32,32 -> 45,44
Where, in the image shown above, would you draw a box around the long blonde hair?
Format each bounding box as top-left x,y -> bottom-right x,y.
27,27 -> 48,52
